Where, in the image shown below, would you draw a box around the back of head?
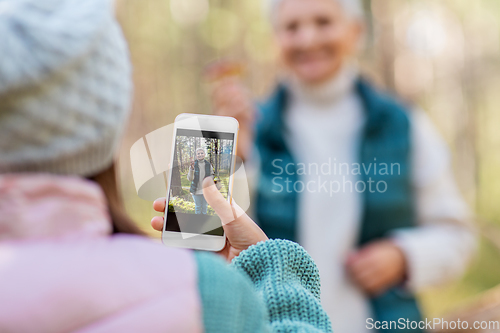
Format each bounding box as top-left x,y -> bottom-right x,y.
0,0 -> 142,234
0,0 -> 132,177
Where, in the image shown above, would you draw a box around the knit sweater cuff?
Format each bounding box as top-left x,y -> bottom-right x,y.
231,239 -> 320,298
231,239 -> 332,332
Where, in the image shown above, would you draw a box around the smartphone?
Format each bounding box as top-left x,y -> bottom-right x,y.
162,113 -> 239,251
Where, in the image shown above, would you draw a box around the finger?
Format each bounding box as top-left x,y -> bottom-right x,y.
347,256 -> 388,292
210,76 -> 239,92
153,198 -> 166,212
362,278 -> 387,296
350,266 -> 382,292
347,256 -> 381,285
151,215 -> 164,231
211,80 -> 236,105
212,82 -> 248,112
351,265 -> 380,285
350,262 -> 374,277
351,270 -> 374,289
345,252 -> 359,266
216,238 -> 231,258
202,178 -> 235,225
347,254 -> 373,274
347,252 -> 374,273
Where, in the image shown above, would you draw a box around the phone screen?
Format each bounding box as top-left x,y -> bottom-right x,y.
165,128 -> 235,236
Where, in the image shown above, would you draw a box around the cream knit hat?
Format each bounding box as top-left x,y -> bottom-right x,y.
0,0 -> 132,176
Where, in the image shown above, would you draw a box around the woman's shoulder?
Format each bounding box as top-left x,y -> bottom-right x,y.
0,235 -> 202,332
1,235 -> 200,299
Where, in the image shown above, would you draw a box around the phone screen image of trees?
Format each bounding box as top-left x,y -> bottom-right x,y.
169,132 -> 234,216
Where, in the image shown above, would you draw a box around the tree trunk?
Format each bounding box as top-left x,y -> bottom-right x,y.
178,138 -> 184,173
171,143 -> 182,196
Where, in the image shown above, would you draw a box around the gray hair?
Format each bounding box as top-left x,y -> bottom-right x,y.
195,148 -> 206,154
269,0 -> 364,21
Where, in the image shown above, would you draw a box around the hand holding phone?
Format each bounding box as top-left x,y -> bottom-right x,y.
152,177 -> 268,262
162,114 -> 240,251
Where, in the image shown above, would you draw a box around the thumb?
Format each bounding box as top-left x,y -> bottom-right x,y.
202,178 -> 239,225
202,177 -> 268,252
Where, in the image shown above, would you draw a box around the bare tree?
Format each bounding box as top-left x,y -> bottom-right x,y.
171,142 -> 182,196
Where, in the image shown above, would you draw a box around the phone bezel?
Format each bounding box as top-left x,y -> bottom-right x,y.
162,113 -> 238,251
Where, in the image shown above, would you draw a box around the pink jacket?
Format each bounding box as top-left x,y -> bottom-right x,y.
0,174 -> 202,333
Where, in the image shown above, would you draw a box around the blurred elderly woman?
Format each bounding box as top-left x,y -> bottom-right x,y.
212,0 -> 477,332
0,0 -> 334,332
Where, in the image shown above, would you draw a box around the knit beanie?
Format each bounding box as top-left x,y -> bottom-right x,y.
0,0 -> 132,177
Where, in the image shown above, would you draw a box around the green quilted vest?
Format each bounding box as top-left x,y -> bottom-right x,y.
255,78 -> 422,333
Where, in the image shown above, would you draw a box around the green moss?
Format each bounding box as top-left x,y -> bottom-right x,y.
168,196 -> 215,215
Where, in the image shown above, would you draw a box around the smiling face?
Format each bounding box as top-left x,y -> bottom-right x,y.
274,0 -> 362,85
196,149 -> 205,161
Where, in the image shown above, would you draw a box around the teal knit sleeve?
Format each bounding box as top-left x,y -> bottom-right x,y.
194,251 -> 271,333
195,239 -> 332,332
231,239 -> 333,332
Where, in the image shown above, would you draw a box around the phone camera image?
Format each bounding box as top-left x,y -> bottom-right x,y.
166,128 -> 234,236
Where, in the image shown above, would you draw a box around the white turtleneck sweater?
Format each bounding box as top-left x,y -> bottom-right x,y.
278,66 -> 476,333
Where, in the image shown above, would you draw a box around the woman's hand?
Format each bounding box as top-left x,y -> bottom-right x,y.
151,178 -> 268,262
210,77 -> 256,161
345,240 -> 407,296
